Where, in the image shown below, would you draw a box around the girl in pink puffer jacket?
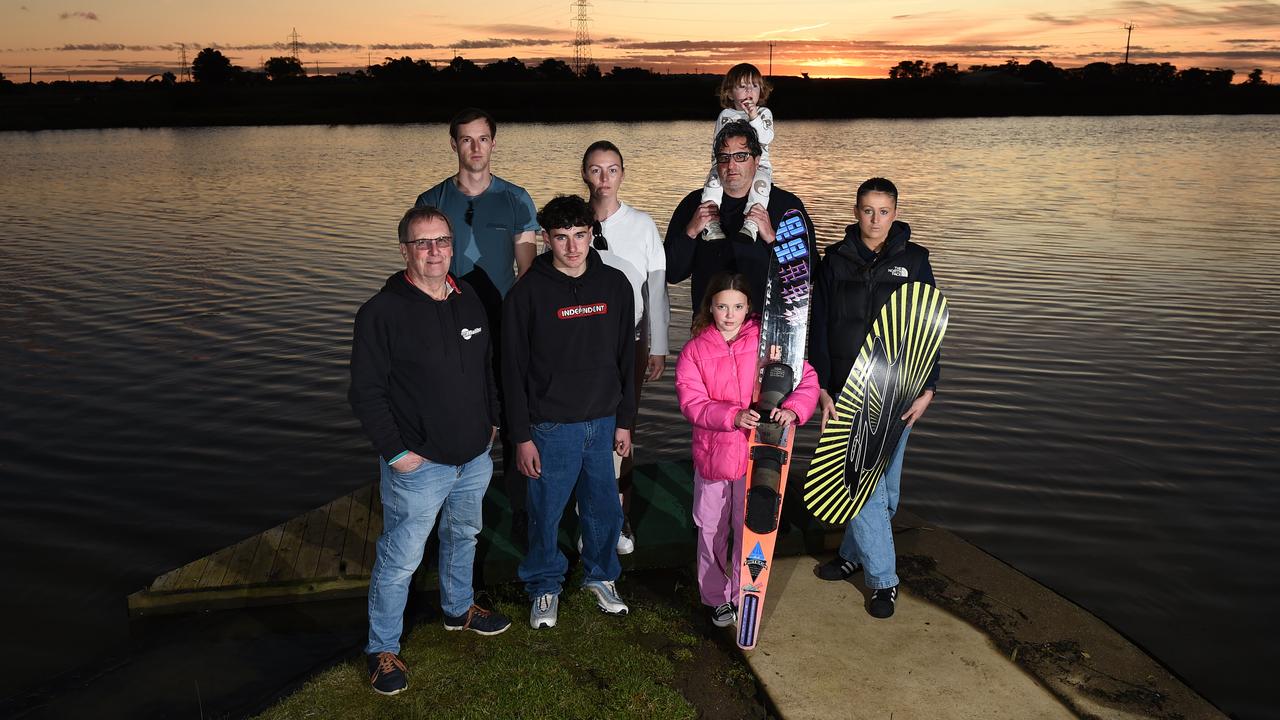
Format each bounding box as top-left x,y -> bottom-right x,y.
674,272 -> 819,627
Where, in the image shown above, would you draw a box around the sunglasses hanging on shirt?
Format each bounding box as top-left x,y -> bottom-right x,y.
592,221 -> 609,251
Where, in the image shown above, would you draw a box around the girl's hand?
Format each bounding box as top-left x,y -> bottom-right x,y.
770,407 -> 798,427
743,100 -> 758,120
734,408 -> 761,430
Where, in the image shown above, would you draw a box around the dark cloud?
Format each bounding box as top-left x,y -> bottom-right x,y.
58,43 -> 152,51
1224,38 -> 1273,43
1031,1 -> 1280,28
59,10 -> 99,21
609,39 -> 1049,55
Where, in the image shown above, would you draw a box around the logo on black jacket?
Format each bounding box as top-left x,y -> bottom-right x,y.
557,303 -> 608,320
461,327 -> 482,340
888,266 -> 908,278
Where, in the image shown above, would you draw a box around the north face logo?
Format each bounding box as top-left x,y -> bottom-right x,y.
460,327 -> 482,340
888,266 -> 908,278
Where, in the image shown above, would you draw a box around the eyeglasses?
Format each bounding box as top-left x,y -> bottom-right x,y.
714,151 -> 754,164
591,221 -> 608,251
400,236 -> 453,251
464,200 -> 474,227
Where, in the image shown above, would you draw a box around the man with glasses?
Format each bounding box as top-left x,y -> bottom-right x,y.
349,206 -> 511,696
416,107 -> 540,541
665,120 -> 816,312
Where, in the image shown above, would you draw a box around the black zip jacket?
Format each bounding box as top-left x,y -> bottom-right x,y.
502,248 -> 637,443
810,220 -> 941,395
349,272 -> 499,465
664,185 -> 816,312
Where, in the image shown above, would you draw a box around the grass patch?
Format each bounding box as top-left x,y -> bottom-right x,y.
253,570 -> 766,720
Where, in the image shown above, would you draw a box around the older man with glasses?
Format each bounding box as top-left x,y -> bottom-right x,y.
665,120 -> 817,313
416,107 -> 540,542
349,206 -> 511,696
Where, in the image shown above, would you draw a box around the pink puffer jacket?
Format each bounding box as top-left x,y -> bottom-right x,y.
675,317 -> 820,481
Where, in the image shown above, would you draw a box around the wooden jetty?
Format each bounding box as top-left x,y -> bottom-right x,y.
128,461 -> 837,617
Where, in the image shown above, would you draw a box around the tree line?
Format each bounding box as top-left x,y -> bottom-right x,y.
887,58 -> 1268,87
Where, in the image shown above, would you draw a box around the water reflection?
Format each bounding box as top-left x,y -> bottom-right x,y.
1,116 -> 1277,717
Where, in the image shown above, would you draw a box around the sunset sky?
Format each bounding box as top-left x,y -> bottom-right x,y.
2,0 -> 1277,81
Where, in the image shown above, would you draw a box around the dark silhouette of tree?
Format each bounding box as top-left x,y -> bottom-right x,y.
265,56 -> 306,81
192,48 -> 236,83
161,71 -> 176,85
1176,67 -> 1234,87
484,57 -> 529,81
442,56 -> 480,79
536,58 -> 575,80
607,65 -> 656,80
370,56 -> 435,82
582,63 -> 602,80
1020,59 -> 1064,83
1246,68 -> 1267,85
928,62 -> 959,80
889,60 -> 926,79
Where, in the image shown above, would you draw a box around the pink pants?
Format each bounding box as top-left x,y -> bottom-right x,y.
692,469 -> 746,607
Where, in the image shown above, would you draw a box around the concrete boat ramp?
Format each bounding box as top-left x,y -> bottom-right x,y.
128,462 -> 1223,718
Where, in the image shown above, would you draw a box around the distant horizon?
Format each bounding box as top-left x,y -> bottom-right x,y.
2,0 -> 1278,82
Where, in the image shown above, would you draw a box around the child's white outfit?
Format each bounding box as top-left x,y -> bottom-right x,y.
700,107 -> 775,237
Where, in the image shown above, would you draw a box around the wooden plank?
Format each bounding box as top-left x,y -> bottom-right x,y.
196,541 -> 242,589
149,566 -> 185,592
170,556 -> 211,592
219,534 -> 263,587
285,504 -> 332,581
339,484 -> 374,577
129,576 -> 372,617
267,511 -> 311,582
314,492 -> 355,580
243,523 -> 287,585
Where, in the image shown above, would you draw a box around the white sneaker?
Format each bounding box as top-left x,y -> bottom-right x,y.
583,580 -> 629,616
703,219 -> 726,241
737,218 -> 759,243
711,602 -> 736,627
616,530 -> 635,555
530,592 -> 559,629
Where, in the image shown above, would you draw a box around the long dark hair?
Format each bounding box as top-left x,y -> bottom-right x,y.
691,272 -> 754,335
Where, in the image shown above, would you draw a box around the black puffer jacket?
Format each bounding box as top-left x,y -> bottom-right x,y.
810,221 -> 939,395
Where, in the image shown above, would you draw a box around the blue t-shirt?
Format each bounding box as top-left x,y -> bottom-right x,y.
416,175 -> 539,298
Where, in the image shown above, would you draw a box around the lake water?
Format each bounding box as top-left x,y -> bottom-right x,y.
1,116 -> 1277,718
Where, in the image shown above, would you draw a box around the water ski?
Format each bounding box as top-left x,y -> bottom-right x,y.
737,210 -> 812,651
803,281 -> 949,525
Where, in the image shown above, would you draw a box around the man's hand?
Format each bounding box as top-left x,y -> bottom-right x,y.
901,389 -> 935,427
614,428 -> 632,457
490,426 -> 499,445
818,389 -> 837,432
390,451 -> 426,474
684,201 -> 720,239
516,440 -> 541,479
747,204 -> 775,244
645,354 -> 666,382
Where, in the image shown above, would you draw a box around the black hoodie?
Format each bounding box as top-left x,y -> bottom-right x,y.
502,248 -> 637,443
348,271 -> 499,465
810,220 -> 940,395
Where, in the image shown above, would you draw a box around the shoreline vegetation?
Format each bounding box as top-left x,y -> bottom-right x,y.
2,55 -> 1277,131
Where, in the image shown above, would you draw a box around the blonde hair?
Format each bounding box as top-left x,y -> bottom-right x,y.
718,63 -> 772,109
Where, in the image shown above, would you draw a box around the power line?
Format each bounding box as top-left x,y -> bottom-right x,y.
1123,23 -> 1135,65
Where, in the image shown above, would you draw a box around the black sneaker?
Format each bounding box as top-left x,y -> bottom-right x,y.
367,652 -> 408,695
869,586 -> 898,618
710,602 -> 736,627
443,603 -> 512,636
815,556 -> 861,581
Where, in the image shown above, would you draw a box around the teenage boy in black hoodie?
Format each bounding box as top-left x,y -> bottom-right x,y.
502,195 -> 637,630
349,206 -> 511,696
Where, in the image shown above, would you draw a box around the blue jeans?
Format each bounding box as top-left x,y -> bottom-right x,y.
519,417 -> 622,599
366,448 -> 492,654
838,427 -> 911,590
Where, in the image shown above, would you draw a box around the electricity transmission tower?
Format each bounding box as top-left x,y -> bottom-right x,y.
179,43 -> 190,82
1123,23 -> 1135,65
572,0 -> 592,75
289,28 -> 302,61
